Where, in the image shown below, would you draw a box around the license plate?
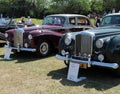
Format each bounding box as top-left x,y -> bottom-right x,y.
80,64 -> 87,69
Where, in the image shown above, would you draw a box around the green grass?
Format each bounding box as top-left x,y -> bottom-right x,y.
0,43 -> 120,94
0,18 -> 119,94
14,18 -> 43,25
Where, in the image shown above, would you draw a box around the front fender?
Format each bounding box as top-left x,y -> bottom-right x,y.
106,35 -> 120,63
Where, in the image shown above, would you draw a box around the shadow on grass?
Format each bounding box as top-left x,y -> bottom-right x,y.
0,50 -> 57,63
47,66 -> 120,91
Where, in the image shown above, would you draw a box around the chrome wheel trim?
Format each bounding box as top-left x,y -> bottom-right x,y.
39,42 -> 49,55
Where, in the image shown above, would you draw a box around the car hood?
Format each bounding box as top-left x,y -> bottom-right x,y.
5,24 -> 63,33
65,25 -> 120,39
88,25 -> 120,36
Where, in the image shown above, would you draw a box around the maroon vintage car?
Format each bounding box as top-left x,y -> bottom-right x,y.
5,14 -> 93,57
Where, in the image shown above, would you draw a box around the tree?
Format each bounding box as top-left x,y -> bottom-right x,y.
49,0 -> 91,15
103,0 -> 114,13
0,0 -> 120,18
90,0 -> 104,13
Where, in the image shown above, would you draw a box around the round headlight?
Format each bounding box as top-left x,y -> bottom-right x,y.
64,37 -> 72,45
98,54 -> 104,62
5,33 -> 8,38
24,43 -> 29,48
61,50 -> 66,56
96,39 -> 104,48
28,34 -> 33,40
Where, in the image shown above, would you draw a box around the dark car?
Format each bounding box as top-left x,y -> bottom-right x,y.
5,14 -> 93,57
56,13 -> 120,76
0,17 -> 24,40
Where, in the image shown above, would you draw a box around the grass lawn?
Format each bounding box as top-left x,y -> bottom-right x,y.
0,42 -> 120,94
0,18 -> 120,94
14,18 -> 43,25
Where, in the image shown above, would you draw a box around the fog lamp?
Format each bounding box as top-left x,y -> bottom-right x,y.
98,54 -> 104,62
24,43 -> 29,48
28,34 -> 33,40
61,50 -> 66,56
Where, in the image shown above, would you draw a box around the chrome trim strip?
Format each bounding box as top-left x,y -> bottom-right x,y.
56,54 -> 119,69
5,45 -> 36,52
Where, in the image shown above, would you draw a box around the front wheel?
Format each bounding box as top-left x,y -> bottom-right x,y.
37,40 -> 52,57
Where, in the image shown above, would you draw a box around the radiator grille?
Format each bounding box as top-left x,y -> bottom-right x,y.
14,29 -> 24,47
75,33 -> 93,56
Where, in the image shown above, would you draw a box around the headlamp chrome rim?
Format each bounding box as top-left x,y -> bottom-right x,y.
28,34 -> 33,40
98,54 -> 104,62
61,50 -> 66,56
24,43 -> 29,48
64,36 -> 72,46
96,39 -> 104,48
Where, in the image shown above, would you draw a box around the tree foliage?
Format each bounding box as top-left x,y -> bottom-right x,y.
0,0 -> 119,18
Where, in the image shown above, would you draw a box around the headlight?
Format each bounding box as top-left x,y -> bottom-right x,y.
28,34 -> 33,40
61,50 -> 66,55
5,33 -> 8,38
64,37 -> 72,45
96,39 -> 104,48
98,54 -> 104,62
24,43 -> 29,48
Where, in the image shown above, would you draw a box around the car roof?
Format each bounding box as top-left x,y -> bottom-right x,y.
106,13 -> 120,16
46,14 -> 88,18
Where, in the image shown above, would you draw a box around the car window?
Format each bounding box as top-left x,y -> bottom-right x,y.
111,15 -> 120,24
0,18 -> 11,25
77,17 -> 90,25
69,17 -> 76,25
100,16 -> 111,26
42,16 -> 65,25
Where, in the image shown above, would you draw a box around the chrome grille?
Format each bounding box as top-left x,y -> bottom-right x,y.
75,32 -> 93,57
14,29 -> 24,47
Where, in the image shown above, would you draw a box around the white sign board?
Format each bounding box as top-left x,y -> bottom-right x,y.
67,62 -> 86,82
3,48 -> 12,60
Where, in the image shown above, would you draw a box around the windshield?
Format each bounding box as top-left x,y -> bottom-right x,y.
42,16 -> 65,26
100,15 -> 120,26
0,18 -> 11,25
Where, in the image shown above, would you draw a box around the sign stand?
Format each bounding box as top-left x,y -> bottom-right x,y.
67,62 -> 86,82
3,47 -> 12,60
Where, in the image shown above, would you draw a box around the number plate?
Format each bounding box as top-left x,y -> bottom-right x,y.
80,64 -> 87,69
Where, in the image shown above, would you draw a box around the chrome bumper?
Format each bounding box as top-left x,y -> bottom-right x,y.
56,54 -> 119,69
5,45 -> 36,52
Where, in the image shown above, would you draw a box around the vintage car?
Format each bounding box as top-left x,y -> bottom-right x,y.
0,17 -> 24,40
5,14 -> 93,57
56,13 -> 120,75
